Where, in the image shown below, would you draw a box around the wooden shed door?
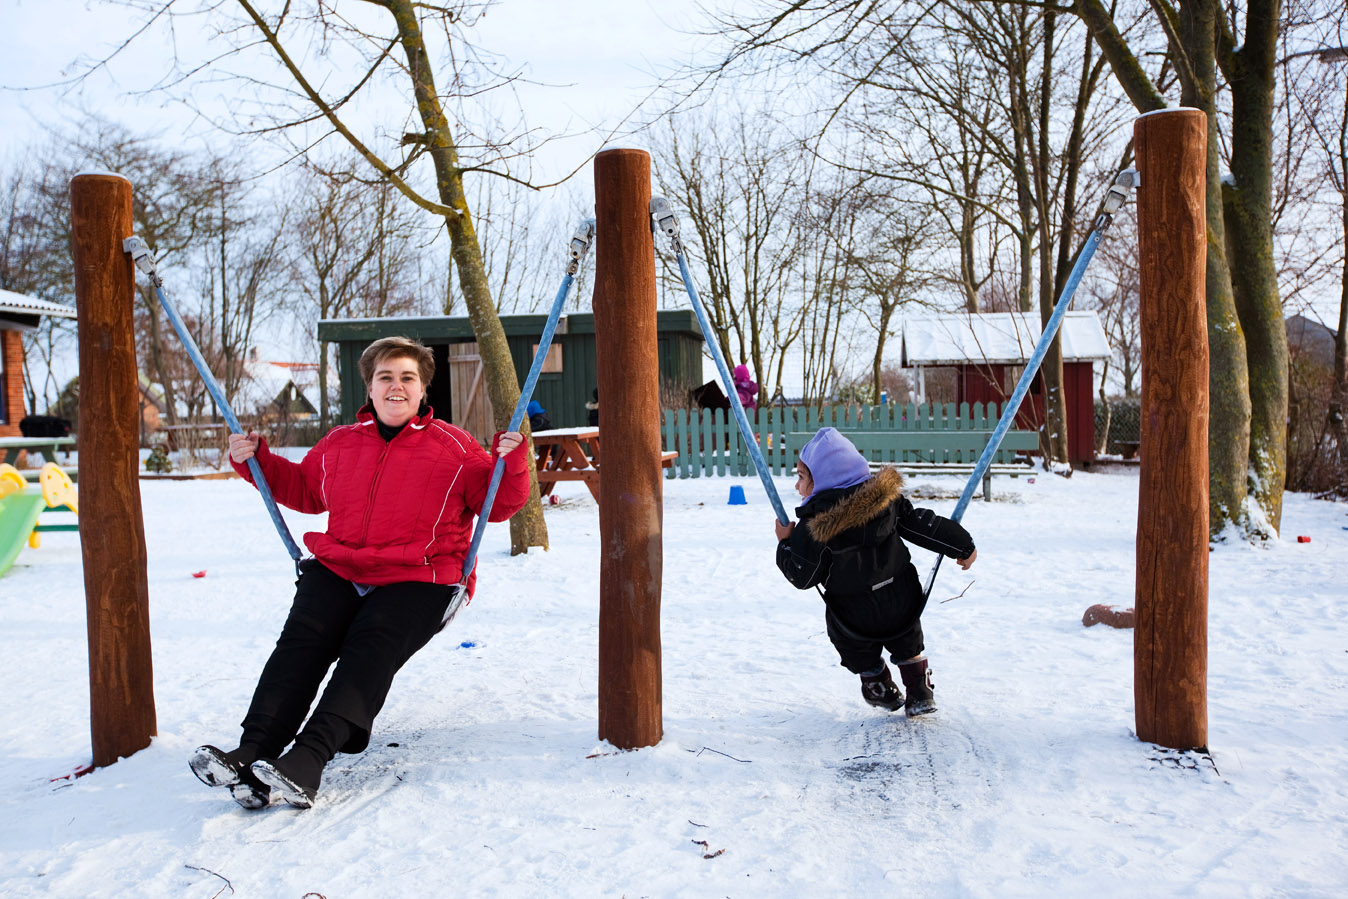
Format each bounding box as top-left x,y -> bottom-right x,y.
448,342 -> 494,445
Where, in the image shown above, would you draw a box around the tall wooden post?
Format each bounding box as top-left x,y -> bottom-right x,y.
1133,109 -> 1209,750
593,148 -> 663,749
70,173 -> 157,767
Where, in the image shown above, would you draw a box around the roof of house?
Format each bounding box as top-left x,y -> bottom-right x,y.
900,311 -> 1112,366
0,288 -> 77,319
239,360 -> 329,414
1285,314 -> 1335,368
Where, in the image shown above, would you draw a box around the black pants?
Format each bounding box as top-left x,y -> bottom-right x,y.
240,561 -> 452,756
824,563 -> 927,674
826,611 -> 925,674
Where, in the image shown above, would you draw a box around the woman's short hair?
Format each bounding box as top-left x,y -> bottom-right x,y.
358,336 -> 435,390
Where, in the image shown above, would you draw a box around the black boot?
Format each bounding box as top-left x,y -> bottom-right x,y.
188,745 -> 271,810
896,657 -> 936,717
251,712 -> 352,810
859,666 -> 904,711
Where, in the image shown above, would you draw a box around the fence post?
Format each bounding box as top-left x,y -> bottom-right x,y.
1134,108 -> 1209,751
70,173 -> 157,768
593,148 -> 662,750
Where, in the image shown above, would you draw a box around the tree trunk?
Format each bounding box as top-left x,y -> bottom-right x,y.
1332,199 -> 1348,492
1036,9 -> 1070,466
141,287 -> 180,427
385,0 -> 545,553
1218,0 -> 1286,533
1181,0 -> 1252,536
318,340 -> 331,431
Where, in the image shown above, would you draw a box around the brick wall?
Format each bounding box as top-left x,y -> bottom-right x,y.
0,328 -> 24,438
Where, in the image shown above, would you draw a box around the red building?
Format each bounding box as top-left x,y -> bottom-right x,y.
1,288 -> 78,438
900,312 -> 1112,466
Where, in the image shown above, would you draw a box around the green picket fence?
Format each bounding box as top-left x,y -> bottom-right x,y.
661,402 -> 1017,478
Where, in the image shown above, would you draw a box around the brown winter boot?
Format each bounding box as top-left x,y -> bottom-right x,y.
859,666 -> 904,711
896,657 -> 936,717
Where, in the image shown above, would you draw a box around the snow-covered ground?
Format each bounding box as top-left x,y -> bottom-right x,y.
1,465 -> 1345,897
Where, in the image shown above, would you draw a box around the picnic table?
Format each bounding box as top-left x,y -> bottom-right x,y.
0,436 -> 76,468
531,427 -> 678,502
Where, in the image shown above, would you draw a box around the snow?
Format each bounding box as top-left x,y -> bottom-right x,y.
1,466 -> 1346,896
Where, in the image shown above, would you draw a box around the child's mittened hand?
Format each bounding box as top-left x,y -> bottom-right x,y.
956,548 -> 978,570
774,519 -> 794,541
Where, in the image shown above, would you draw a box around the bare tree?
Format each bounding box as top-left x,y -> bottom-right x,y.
840,191 -> 935,402
88,1 -> 566,552
653,105 -> 809,404
1283,3 -> 1348,493
288,161 -> 427,428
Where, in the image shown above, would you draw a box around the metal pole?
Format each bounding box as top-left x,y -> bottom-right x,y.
651,197 -> 790,524
444,220 -> 595,627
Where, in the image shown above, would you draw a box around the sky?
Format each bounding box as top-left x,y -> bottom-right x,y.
0,0 -> 712,178
0,0 -> 721,385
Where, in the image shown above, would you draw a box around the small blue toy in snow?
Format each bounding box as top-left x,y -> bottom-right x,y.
728,485 -> 747,505
458,641 -> 477,649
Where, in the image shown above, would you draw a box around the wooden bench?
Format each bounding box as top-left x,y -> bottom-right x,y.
787,429 -> 1038,501
0,436 -> 76,467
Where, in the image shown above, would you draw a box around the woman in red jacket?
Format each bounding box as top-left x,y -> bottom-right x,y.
189,336 -> 531,810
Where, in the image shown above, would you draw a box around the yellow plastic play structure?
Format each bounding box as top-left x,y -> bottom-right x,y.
0,462 -> 79,575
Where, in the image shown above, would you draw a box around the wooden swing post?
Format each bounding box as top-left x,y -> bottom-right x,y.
70,173 -> 157,767
593,148 -> 663,750
1133,109 -> 1209,750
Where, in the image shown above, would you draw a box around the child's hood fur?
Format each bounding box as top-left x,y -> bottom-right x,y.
805,468 -> 904,544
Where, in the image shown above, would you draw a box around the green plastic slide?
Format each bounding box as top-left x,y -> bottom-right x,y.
0,490 -> 46,576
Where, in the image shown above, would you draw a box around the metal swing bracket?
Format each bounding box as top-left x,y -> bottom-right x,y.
567,218 -> 597,275
122,236 -> 164,287
650,196 -> 683,256
1093,168 -> 1140,233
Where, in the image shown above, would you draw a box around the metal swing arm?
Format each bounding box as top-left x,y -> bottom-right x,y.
651,196 -> 791,525
444,217 -> 596,627
123,236 -> 304,567
921,167 -> 1139,600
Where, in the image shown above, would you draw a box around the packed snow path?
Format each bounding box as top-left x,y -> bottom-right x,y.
1,466 -> 1344,896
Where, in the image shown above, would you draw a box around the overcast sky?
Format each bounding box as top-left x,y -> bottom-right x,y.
0,0 -> 713,174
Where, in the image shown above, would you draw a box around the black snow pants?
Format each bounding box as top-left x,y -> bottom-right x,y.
824,562 -> 926,673
240,560 -> 453,756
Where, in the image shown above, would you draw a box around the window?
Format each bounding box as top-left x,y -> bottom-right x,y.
532,344 -> 563,373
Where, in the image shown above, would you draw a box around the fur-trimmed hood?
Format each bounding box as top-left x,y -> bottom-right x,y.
805,467 -> 904,544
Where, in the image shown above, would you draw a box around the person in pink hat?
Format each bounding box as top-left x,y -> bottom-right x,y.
773,428 -> 976,716
732,364 -> 759,412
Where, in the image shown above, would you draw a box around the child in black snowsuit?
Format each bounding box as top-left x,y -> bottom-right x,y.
775,428 -> 977,716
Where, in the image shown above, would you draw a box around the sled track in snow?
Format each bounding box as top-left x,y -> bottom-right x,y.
834,712 -> 1002,811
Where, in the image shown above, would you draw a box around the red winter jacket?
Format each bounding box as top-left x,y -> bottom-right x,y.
232,405 -> 531,595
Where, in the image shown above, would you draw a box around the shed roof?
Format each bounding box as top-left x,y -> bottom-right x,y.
0,288 -> 77,320
317,309 -> 703,343
900,312 -> 1111,366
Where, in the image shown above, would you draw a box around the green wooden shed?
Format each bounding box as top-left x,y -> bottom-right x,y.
316,310 -> 705,442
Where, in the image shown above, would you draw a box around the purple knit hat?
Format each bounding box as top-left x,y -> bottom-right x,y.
799,427 -> 871,495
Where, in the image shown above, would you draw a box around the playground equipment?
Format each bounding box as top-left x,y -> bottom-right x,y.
656,166 -> 1140,601
1133,109 -> 1209,751
918,166 -> 1139,600
449,217 -> 595,627
71,172 -> 157,769
593,148 -> 666,750
58,107 -> 1206,772
123,236 -> 302,567
0,462 -> 79,576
